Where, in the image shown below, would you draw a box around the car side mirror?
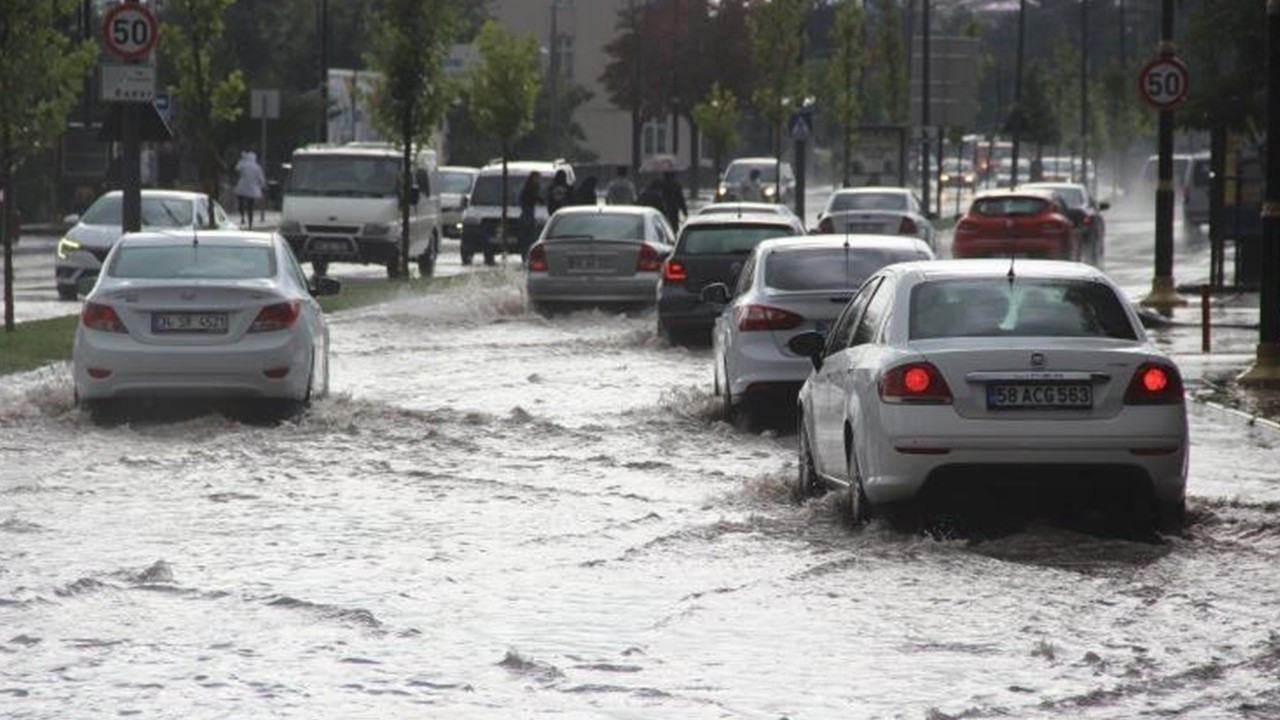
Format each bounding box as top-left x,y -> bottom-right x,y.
311,276 -> 341,297
699,282 -> 730,307
461,195 -> 470,209
788,331 -> 826,371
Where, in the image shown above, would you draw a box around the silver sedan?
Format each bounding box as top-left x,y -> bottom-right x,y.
525,206 -> 674,311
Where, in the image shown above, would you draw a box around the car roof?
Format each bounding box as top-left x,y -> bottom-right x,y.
97,189 -> 207,202
887,258 -> 1110,283
439,165 -> 478,174
680,212 -> 802,229
116,230 -> 278,247
727,157 -> 791,167
830,186 -> 911,196
698,201 -> 793,214
972,187 -> 1061,201
291,144 -> 404,159
756,233 -> 932,255
1021,181 -> 1085,191
478,160 -> 571,174
549,205 -> 656,218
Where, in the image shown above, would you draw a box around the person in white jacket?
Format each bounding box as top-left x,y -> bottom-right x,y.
233,151 -> 267,229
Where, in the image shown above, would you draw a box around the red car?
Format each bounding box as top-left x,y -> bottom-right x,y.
952,189 -> 1079,261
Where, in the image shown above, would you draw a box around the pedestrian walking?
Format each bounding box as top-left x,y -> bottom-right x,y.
547,170 -> 573,215
738,168 -> 763,202
604,165 -> 637,205
638,178 -> 665,214
518,171 -> 542,261
574,176 -> 599,206
658,170 -> 687,231
234,151 -> 267,229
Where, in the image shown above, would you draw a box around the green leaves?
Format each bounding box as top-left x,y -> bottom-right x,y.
468,20 -> 541,149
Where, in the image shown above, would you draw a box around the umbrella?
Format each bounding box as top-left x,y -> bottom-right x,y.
639,154 -> 685,174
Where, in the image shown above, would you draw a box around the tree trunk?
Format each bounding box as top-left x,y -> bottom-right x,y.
400,112 -> 413,280
2,127 -> 14,333
500,144 -> 509,260
688,117 -> 700,200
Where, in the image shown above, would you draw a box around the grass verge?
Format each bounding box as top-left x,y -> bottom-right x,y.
0,269 -> 506,378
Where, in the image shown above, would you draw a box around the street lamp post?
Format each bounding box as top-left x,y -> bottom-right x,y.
1010,0 -> 1026,188
1239,0 -> 1280,385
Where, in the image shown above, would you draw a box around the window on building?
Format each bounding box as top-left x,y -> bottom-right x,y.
643,121 -> 668,156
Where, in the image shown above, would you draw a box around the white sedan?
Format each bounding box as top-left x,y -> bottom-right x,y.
73,231 -> 339,416
704,234 -> 934,426
791,259 -> 1188,533
815,187 -> 936,250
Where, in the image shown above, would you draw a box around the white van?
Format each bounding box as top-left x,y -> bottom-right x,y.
280,143 -> 441,277
460,159 -> 574,265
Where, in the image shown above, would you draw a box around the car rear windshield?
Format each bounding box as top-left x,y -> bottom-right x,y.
81,196 -> 194,227
827,192 -> 909,212
438,171 -> 476,194
678,225 -> 796,255
970,196 -> 1051,217
765,246 -> 922,291
546,213 -> 644,240
110,245 -> 276,279
909,278 -> 1137,340
286,156 -> 400,198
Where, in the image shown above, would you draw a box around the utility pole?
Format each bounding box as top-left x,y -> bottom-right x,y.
921,0 -> 931,211
1239,0 -> 1280,385
1080,0 -> 1089,191
319,0 -> 329,142
548,0 -> 559,158
1010,0 -> 1026,188
1139,0 -> 1186,313
629,0 -> 642,173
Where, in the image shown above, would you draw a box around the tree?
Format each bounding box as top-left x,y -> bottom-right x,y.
1017,62 -> 1060,162
468,20 -> 541,259
875,0 -> 907,126
822,0 -> 865,186
366,0 -> 456,279
160,0 -> 247,204
516,81 -> 597,163
0,1 -> 95,332
1180,0 -> 1264,139
692,83 -> 741,184
747,0 -> 810,198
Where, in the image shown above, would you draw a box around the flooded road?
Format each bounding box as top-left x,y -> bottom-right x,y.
3,260 -> 1280,719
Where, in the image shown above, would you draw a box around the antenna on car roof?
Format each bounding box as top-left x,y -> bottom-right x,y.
1007,255 -> 1016,284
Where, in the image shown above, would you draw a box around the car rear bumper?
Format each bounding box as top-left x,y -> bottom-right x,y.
657,289 -> 718,332
725,333 -> 813,400
284,233 -> 401,265
953,236 -> 1071,259
526,274 -> 658,304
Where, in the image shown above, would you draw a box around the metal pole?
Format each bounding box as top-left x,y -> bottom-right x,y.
1080,0 -> 1089,190
921,0 -> 931,210
548,0 -> 559,157
1140,0 -> 1185,312
1011,0 -> 1025,188
121,105 -> 142,233
1239,0 -> 1280,384
319,0 -> 328,142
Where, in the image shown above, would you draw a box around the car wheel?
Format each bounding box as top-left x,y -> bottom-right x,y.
57,285 -> 79,301
794,420 -> 822,502
1155,498 -> 1186,535
312,260 -> 329,277
844,441 -> 872,528
482,246 -> 496,266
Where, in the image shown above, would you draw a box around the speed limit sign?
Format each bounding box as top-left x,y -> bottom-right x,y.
1138,57 -> 1190,110
102,3 -> 159,61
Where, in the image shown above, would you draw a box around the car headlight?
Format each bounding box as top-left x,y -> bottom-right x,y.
763,185 -> 777,198
717,183 -> 728,196
363,223 -> 392,236
56,237 -> 81,259
940,173 -> 951,183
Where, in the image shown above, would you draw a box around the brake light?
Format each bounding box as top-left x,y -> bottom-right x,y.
81,302 -> 126,333
527,243 -> 547,272
879,362 -> 953,404
636,243 -> 663,272
734,304 -> 804,332
1124,362 -> 1184,405
662,259 -> 688,283
250,301 -> 301,333
898,216 -> 918,235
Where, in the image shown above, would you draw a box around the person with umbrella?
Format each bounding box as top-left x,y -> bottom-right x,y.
658,171 -> 687,232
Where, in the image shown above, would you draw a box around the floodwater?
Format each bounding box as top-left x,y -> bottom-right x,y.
3,265 -> 1280,719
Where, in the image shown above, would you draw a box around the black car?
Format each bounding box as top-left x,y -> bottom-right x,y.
656,212 -> 806,346
1022,182 -> 1109,267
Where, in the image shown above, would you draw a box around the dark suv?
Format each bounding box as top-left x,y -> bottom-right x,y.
656,212 -> 806,345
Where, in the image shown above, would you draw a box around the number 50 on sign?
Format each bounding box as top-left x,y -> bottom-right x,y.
101,3 -> 158,61
1138,57 -> 1190,110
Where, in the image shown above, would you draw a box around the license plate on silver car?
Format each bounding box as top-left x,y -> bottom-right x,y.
987,383 -> 1092,410
152,312 -> 229,334
567,254 -> 606,271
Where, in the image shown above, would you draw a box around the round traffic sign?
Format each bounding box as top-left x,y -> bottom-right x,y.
102,3 -> 159,61
1138,57 -> 1190,110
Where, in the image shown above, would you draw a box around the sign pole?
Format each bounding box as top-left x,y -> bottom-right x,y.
1239,0 -> 1280,385
1139,0 -> 1187,312
260,94 -> 268,222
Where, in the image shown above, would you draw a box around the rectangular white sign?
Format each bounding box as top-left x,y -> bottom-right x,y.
101,64 -> 156,103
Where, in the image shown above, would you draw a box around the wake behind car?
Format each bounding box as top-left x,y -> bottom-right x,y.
815,187 -> 936,250
656,212 -> 805,345
953,189 -> 1079,261
55,189 -> 236,300
73,231 -> 339,416
705,234 -> 934,424
525,205 -> 673,312
791,259 -> 1187,533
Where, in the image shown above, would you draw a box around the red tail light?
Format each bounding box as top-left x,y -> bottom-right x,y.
250,301 -> 301,333
636,243 -> 663,272
898,216 -> 918,235
818,217 -> 834,233
527,243 -> 547,272
879,362 -> 953,404
1124,362 -> 1184,405
662,259 -> 688,283
734,304 -> 804,332
81,302 -> 126,333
